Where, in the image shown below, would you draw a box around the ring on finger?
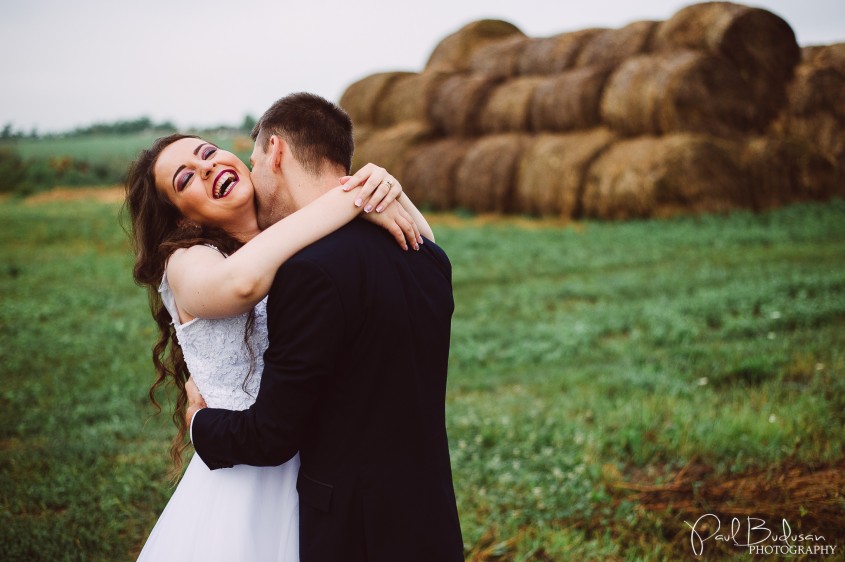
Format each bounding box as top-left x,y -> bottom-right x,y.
385,180 -> 394,189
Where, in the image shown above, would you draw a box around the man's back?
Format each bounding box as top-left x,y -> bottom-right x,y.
195,219 -> 464,561
281,219 -> 462,561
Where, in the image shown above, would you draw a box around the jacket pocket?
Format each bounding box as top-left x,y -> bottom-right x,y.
297,472 -> 333,513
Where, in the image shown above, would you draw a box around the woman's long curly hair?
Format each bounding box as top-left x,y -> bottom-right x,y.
122,133 -> 254,480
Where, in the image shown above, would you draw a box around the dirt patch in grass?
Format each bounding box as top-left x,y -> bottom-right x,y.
24,186 -> 124,204
610,457 -> 845,559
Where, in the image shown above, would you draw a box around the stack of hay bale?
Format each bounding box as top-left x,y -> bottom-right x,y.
766,44 -> 845,202
341,2 -> 842,219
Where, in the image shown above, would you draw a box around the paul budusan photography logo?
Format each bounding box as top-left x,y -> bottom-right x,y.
686,514 -> 838,557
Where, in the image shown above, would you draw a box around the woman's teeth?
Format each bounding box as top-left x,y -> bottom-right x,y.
213,170 -> 239,199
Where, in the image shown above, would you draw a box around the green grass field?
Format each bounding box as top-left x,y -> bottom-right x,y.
1,196 -> 843,561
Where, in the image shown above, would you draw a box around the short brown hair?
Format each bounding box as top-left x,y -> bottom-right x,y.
251,92 -> 353,175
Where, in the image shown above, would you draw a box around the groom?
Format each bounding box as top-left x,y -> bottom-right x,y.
187,92 -> 464,561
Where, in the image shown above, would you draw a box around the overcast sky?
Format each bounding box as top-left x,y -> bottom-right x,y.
2,0 -> 842,133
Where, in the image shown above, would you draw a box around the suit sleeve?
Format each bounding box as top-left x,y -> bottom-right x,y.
192,257 -> 344,469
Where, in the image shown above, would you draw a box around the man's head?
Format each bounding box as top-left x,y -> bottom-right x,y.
249,92 -> 354,228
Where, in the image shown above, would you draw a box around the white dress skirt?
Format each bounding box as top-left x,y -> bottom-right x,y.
137,453 -> 300,561
137,271 -> 299,561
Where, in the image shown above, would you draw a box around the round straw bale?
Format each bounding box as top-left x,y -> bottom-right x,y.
402,139 -> 474,210
778,111 -> 845,182
529,65 -> 614,132
786,63 -> 845,120
742,136 -> 838,209
478,77 -> 546,134
340,72 -> 413,126
803,43 -> 845,75
801,46 -> 819,63
454,134 -> 529,213
582,134 -> 746,219
468,36 -> 533,78
600,50 -> 760,137
353,125 -> 375,154
653,2 -> 799,82
375,71 -> 455,128
574,20 -> 658,68
514,128 -> 617,217
428,74 -> 502,136
351,121 -> 432,177
653,2 -> 799,124
517,28 -> 607,75
426,20 -> 524,73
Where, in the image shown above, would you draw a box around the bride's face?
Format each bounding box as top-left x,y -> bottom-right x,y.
154,137 -> 257,232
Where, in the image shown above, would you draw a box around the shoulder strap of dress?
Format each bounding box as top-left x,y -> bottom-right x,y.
204,243 -> 228,258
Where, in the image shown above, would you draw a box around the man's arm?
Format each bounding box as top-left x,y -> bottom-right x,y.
190,256 -> 344,469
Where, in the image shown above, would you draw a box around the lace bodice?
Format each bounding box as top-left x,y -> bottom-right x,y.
158,272 -> 268,411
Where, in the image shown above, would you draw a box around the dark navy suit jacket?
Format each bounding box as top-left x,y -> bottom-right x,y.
192,219 -> 464,561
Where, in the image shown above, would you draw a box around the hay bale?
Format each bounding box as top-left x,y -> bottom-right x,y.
478,77 -> 546,134
653,2 -> 799,81
426,20 -> 524,73
600,50 -> 760,137
375,71 -> 454,128
804,43 -> 845,75
582,134 -> 746,219
653,2 -> 800,125
776,111 -> 845,193
351,121 -> 432,177
515,128 -> 617,217
402,139 -> 473,210
786,61 -> 845,121
454,134 -> 529,213
517,28 -> 607,75
574,20 -> 658,68
352,125 -> 375,154
469,36 -> 533,78
530,65 -> 614,132
742,136 -> 838,209
339,72 -> 413,126
428,74 -> 502,136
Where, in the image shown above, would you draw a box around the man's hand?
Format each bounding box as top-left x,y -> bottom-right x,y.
184,376 -> 207,429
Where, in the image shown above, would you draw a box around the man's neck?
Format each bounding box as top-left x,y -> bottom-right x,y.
290,166 -> 346,210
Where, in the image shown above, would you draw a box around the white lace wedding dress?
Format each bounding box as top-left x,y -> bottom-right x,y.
136,271 -> 299,561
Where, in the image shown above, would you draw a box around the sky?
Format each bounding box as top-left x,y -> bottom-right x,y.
2,0 -> 843,134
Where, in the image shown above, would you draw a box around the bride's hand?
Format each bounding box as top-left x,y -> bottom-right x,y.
340,163 -> 403,214
363,200 -> 422,251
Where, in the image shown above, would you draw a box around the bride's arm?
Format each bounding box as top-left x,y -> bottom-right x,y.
166,180 -> 417,321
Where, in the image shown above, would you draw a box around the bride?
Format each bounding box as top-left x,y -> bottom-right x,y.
124,131 -> 432,560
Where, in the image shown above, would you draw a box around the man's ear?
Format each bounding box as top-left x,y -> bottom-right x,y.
268,135 -> 285,172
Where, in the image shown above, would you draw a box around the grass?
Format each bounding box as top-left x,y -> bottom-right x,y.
1,197 -> 844,561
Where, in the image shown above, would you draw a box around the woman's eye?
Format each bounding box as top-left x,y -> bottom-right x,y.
178,172 -> 193,191
201,146 -> 218,159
